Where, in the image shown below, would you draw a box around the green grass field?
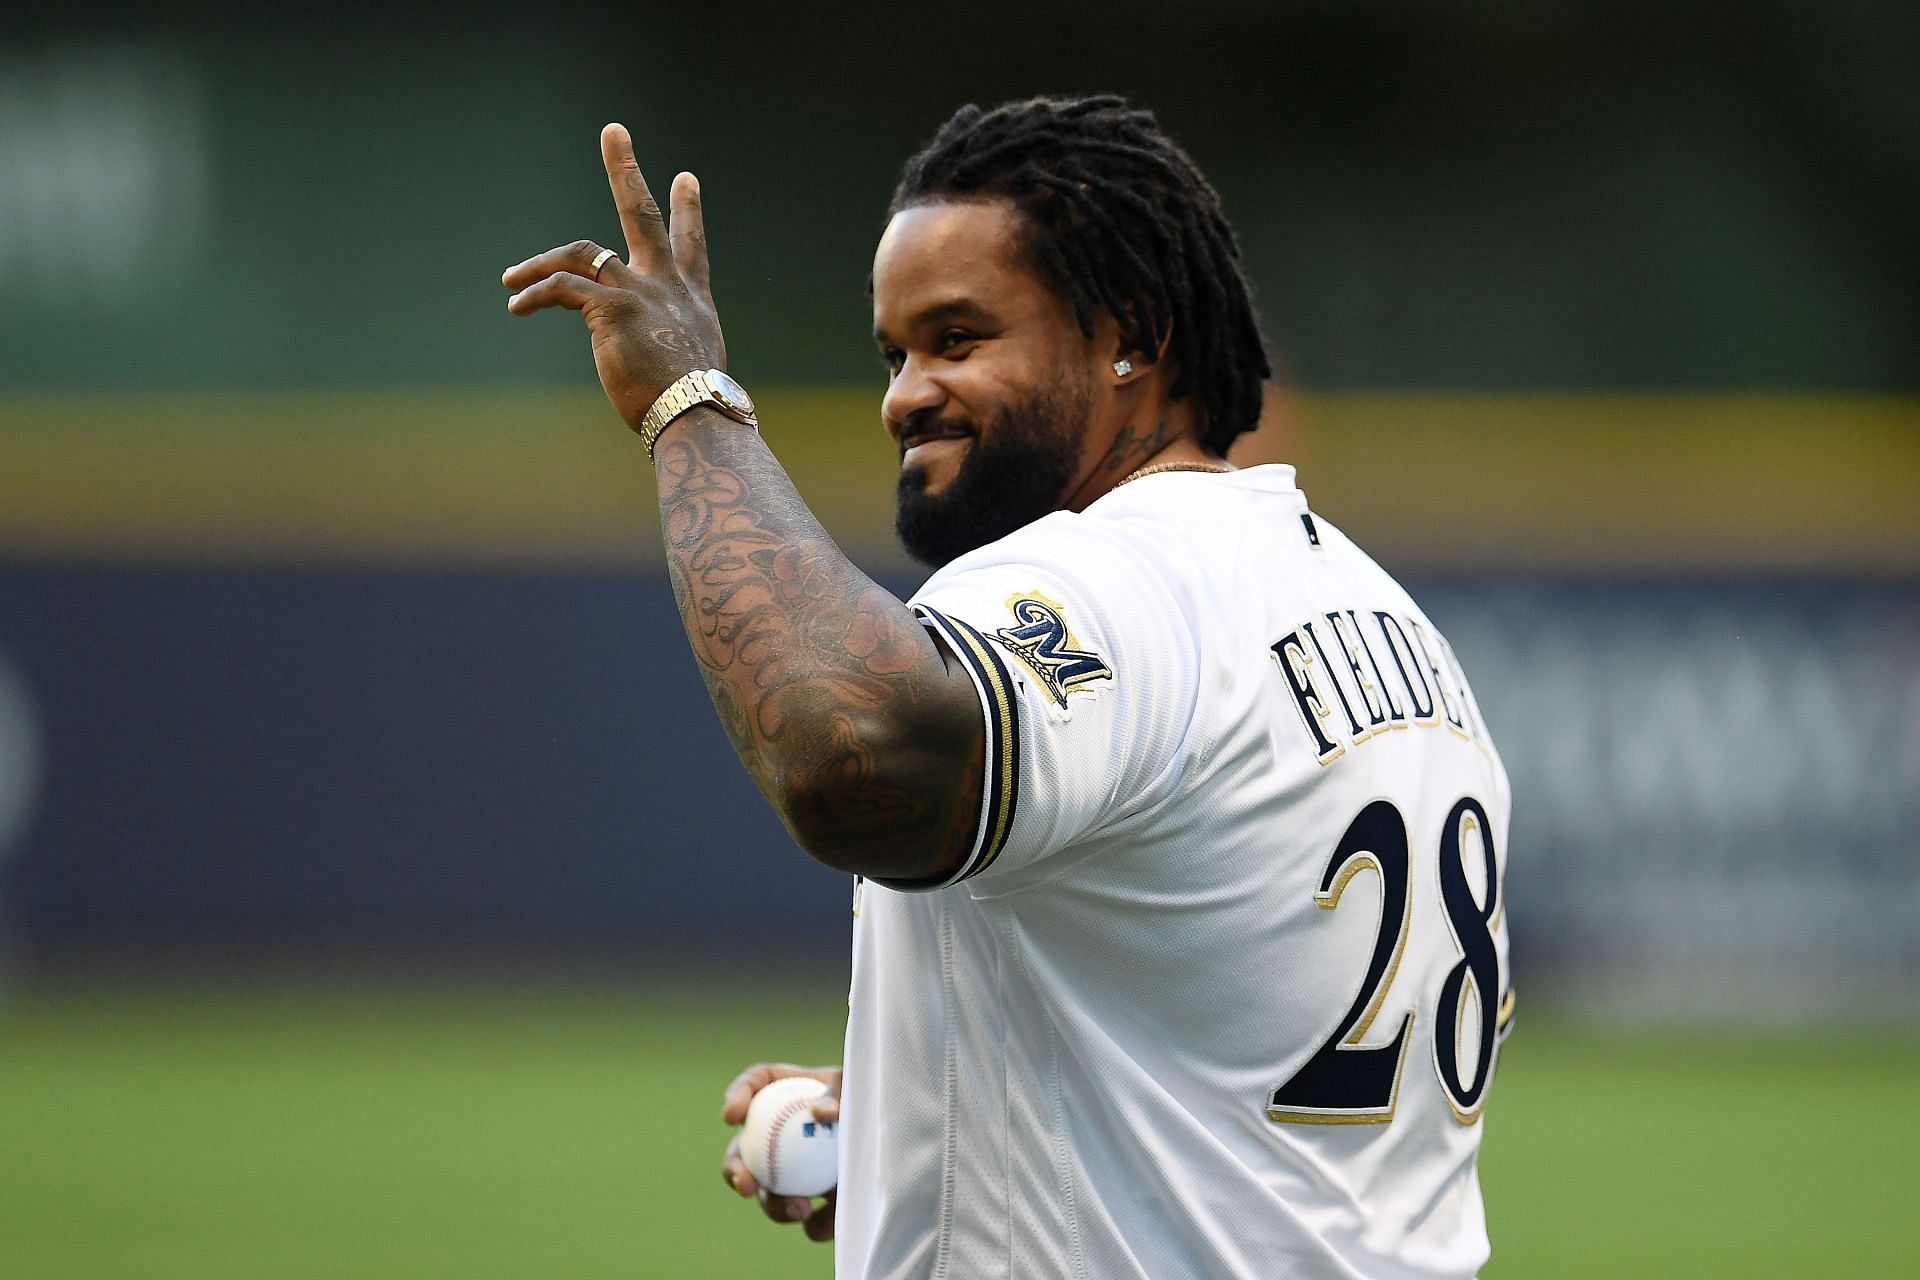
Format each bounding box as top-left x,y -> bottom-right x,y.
2,987 -> 1914,1278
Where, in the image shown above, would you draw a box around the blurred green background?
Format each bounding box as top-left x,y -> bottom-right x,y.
5,989 -> 1917,1278
2,2 -> 1916,1276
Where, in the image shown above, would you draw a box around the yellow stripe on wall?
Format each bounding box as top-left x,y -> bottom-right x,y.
0,390 -> 1912,574
1258,392 -> 1920,575
0,389 -> 899,570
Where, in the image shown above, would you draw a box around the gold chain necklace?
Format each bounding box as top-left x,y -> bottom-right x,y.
1118,461 -> 1234,487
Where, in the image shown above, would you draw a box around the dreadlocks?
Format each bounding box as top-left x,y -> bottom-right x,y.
890,95 -> 1271,455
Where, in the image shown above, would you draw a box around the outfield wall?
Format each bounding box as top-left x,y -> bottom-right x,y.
0,565 -> 1913,1021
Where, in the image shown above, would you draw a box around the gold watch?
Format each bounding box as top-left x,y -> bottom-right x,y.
637,368 -> 759,459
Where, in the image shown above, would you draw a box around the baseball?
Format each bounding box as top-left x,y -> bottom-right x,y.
738,1076 -> 838,1198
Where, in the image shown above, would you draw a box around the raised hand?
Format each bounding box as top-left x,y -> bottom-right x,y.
501,123 -> 727,432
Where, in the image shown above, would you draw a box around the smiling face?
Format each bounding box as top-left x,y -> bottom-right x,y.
872,199 -> 1115,566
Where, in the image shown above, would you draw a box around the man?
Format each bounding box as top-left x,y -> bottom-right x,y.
504,95 -> 1513,1279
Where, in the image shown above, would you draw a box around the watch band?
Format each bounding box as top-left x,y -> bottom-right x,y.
638,369 -> 759,460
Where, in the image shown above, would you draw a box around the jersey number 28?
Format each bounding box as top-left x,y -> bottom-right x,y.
1267,797 -> 1507,1127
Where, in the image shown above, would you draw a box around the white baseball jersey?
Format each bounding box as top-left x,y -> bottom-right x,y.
838,464 -> 1514,1280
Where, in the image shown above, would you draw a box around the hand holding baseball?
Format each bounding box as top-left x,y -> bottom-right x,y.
720,1062 -> 842,1242
501,124 -> 727,432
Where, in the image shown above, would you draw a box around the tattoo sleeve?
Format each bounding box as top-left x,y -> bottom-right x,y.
652,410 -> 985,879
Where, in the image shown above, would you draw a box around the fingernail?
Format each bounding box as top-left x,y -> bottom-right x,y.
786,1202 -> 808,1221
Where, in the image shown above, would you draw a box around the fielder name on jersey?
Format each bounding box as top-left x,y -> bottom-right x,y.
839,464 -> 1513,1280
1272,607 -> 1494,767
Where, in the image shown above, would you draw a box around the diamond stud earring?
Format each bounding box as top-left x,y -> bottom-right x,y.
1113,359 -> 1133,378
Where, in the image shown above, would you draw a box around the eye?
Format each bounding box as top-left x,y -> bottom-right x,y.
880,346 -> 905,375
936,329 -> 979,356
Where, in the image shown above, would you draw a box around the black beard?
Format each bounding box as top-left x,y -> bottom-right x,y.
893,377 -> 1090,568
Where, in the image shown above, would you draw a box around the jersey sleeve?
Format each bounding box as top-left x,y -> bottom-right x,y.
884,519 -> 1203,890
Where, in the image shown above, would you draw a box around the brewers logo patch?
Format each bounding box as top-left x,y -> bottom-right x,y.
991,594 -> 1113,708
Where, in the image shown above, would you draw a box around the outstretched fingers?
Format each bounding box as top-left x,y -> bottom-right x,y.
601,123 -> 669,269
670,172 -> 712,302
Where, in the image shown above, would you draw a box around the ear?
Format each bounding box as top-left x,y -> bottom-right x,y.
1104,306 -> 1170,384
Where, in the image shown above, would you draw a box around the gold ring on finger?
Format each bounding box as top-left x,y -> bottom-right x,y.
589,247 -> 617,281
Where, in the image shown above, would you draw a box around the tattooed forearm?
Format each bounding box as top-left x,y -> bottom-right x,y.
652,412 -> 981,876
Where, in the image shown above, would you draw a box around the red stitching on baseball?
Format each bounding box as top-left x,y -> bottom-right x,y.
764,1092 -> 818,1195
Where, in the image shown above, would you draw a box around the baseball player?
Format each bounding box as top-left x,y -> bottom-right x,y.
505,94 -> 1513,1280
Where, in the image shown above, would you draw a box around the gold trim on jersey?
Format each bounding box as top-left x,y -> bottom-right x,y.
1265,1018 -> 1414,1127
1317,853 -> 1412,1046
910,606 -> 1020,883
1439,968 -> 1497,1127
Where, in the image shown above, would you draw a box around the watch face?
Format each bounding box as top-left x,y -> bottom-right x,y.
706,369 -> 755,418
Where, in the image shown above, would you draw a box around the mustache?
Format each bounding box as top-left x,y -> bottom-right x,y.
893,411 -> 979,458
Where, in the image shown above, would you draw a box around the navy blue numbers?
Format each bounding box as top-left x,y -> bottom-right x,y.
1265,801 -> 1414,1124
1268,797 -> 1506,1128
1433,797 -> 1502,1121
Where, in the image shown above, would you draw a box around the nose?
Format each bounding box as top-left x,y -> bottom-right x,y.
882,355 -> 946,443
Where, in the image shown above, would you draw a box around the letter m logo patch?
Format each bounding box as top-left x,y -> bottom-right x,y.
992,595 -> 1113,708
